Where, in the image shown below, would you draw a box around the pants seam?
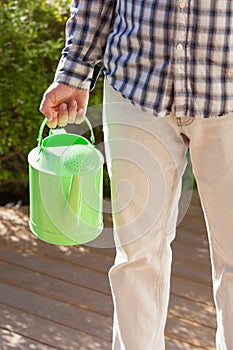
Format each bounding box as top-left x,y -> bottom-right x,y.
161,165 -> 180,233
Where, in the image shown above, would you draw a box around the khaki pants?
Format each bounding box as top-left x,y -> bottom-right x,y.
103,78 -> 233,350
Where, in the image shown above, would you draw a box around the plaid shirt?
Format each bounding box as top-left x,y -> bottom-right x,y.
55,0 -> 233,118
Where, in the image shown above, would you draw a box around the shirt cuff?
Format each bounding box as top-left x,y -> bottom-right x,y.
54,55 -> 97,91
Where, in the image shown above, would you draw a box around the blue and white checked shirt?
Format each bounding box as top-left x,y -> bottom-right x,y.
55,0 -> 233,118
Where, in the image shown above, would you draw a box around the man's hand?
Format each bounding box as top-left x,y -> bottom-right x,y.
39,82 -> 89,128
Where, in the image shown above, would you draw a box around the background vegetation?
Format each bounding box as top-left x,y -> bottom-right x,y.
0,0 -> 105,204
0,0 -> 196,205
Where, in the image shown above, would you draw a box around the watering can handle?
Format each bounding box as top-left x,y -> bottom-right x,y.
37,116 -> 95,149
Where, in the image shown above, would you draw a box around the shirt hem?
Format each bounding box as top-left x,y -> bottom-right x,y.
105,77 -> 233,119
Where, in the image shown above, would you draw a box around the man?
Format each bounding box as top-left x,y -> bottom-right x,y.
40,1 -> 233,349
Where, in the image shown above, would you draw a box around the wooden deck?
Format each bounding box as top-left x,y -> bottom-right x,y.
0,189 -> 216,349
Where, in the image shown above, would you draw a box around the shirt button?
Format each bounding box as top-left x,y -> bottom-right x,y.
179,1 -> 186,9
176,43 -> 183,51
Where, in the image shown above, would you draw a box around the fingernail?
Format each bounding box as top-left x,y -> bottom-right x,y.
77,108 -> 84,116
60,104 -> 67,111
70,100 -> 77,107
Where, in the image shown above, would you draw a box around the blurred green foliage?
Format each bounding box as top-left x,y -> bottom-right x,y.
0,0 -> 105,203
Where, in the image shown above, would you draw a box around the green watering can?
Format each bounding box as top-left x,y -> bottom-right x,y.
28,117 -> 104,245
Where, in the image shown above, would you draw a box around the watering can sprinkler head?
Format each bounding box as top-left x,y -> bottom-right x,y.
61,144 -> 102,176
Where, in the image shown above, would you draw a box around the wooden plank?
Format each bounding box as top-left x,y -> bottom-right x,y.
177,191 -> 208,241
172,240 -> 211,267
176,227 -> 209,249
171,258 -> 212,286
170,275 -> 214,306
168,294 -> 216,328
0,304 -> 111,350
176,203 -> 208,241
0,261 -> 113,316
0,328 -> 58,350
0,243 -> 111,295
0,282 -> 112,341
165,314 -> 215,349
29,241 -> 113,273
165,336 -> 210,350
36,243 -> 114,273
0,208 -> 114,273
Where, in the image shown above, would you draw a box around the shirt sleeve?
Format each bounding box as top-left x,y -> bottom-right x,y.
54,0 -> 115,91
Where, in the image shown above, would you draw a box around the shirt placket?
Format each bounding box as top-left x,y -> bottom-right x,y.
173,0 -> 189,117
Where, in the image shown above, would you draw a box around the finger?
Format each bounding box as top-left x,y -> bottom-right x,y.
58,103 -> 68,126
68,100 -> 77,124
75,108 -> 85,124
47,117 -> 58,129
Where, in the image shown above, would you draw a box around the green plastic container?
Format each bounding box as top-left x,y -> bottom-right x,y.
28,117 -> 104,245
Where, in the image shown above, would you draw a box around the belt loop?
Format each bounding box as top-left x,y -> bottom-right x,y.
176,117 -> 185,134
177,117 -> 182,126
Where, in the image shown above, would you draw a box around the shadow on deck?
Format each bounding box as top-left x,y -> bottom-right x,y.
0,189 -> 216,349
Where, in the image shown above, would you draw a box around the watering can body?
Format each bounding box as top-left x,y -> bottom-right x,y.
28,118 -> 104,245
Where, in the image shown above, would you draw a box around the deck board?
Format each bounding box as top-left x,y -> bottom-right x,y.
0,305 -> 109,350
0,189 -> 217,349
